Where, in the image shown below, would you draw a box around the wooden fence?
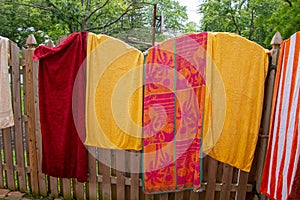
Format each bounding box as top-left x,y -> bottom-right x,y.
0,32 -> 282,200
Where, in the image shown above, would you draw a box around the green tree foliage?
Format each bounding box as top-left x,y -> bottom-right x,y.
114,0 -> 188,50
0,0 -> 188,47
265,0 -> 300,43
184,21 -> 198,33
199,0 -> 280,47
0,1 -> 57,46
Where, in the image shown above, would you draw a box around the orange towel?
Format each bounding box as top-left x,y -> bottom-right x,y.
143,33 -> 207,193
203,32 -> 269,172
85,33 -> 143,150
261,31 -> 300,200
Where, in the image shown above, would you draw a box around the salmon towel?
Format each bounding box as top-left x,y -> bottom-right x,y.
85,33 -> 143,150
203,32 -> 269,172
143,33 -> 207,193
0,36 -> 14,128
260,32 -> 300,199
33,32 -> 88,182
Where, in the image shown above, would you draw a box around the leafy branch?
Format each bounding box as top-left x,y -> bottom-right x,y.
0,1 -> 57,12
85,4 -> 134,31
84,0 -> 110,22
283,0 -> 292,7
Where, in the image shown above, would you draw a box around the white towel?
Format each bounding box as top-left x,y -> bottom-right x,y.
0,36 -> 14,128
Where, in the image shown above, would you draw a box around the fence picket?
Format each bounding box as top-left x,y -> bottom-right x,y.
205,157 -> 218,200
24,34 -> 39,194
220,164 -> 234,200
174,191 -> 184,200
10,41 -> 27,192
61,179 -> 72,200
199,191 -> 206,200
159,193 -> 168,200
111,150 -> 117,200
130,151 -> 140,200
88,147 -> 97,200
99,148 -> 111,200
236,170 -> 249,200
49,176 -> 58,198
116,150 -> 125,200
190,191 -> 200,200
145,194 -> 154,200
73,179 -> 85,200
32,57 -> 47,196
2,128 -> 15,190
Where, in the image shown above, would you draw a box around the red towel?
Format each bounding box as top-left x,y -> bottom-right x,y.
34,32 -> 88,182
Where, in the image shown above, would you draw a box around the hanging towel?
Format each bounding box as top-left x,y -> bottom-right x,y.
260,31 -> 300,200
203,32 -> 269,172
0,36 -> 14,128
33,32 -> 88,182
84,33 -> 143,150
143,32 -> 207,194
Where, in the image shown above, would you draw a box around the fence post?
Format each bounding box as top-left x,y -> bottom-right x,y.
24,34 -> 39,194
254,31 -> 282,199
32,39 -> 49,197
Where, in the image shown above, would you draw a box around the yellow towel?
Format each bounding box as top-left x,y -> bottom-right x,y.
85,33 -> 143,150
0,36 -> 14,128
203,32 -> 269,172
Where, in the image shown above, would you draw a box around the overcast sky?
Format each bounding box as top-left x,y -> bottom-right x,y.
177,0 -> 203,24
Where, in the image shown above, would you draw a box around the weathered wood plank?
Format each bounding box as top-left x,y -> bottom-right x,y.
99,148 -> 111,200
139,168 -> 146,200
97,148 -> 103,200
183,190 -> 191,200
10,41 -> 27,192
145,194 -> 154,200
130,151 -> 140,200
184,187 -> 203,199
88,147 -> 97,200
2,128 -> 15,190
21,47 -> 28,155
236,170 -> 249,200
31,57 -> 47,196
61,179 -> 72,200
202,156 -> 208,182
199,191 -> 206,200
111,150 -> 116,200
49,176 -> 58,198
220,164 -> 234,200
174,191 -> 184,200
116,150 -> 125,200
159,193 -> 168,200
232,167 -> 239,185
205,157 -> 218,200
190,191 -> 200,200
73,179 -> 85,200
24,34 -> 39,194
